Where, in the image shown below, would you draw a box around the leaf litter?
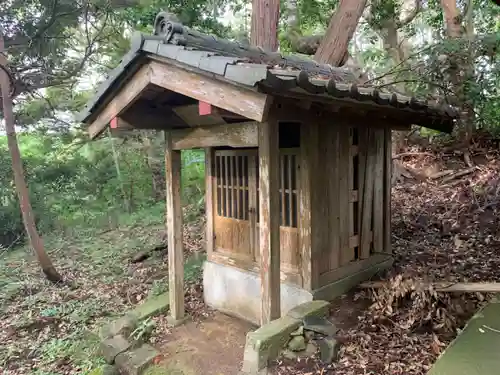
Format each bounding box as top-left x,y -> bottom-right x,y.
0,204 -> 207,375
2,135 -> 500,375
272,134 -> 500,375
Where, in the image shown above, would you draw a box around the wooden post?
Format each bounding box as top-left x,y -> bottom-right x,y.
205,148 -> 214,257
372,129 -> 385,254
360,129 -> 375,259
299,121 -> 319,291
383,128 -> 392,254
259,119 -> 281,325
165,131 -> 185,321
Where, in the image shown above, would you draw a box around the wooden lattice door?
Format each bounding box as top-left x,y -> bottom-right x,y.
213,150 -> 257,262
213,148 -> 302,284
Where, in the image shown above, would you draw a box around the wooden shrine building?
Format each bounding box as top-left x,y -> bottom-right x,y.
78,12 -> 457,326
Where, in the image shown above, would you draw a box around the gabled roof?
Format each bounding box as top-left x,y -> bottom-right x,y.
78,12 -> 458,134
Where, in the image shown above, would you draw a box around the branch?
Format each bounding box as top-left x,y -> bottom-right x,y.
364,44 -> 435,85
397,0 -> 422,28
375,78 -> 448,92
5,2 -> 83,50
13,10 -> 111,95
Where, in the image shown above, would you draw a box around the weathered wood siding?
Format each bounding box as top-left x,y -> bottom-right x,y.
309,123 -> 391,289
206,121 -> 392,292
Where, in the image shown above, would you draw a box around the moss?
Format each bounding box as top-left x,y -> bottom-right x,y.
428,300 -> 500,375
131,293 -> 170,321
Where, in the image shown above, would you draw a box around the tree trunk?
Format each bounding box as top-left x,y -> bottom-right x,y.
0,34 -> 62,283
440,0 -> 462,37
314,0 -> 368,65
440,0 -> 475,141
250,0 -> 280,51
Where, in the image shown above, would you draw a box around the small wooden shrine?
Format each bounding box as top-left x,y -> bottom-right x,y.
78,12 -> 457,326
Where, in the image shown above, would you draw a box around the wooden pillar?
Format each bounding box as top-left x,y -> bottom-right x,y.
299,121 -> 319,291
259,119 -> 281,325
165,131 -> 184,321
205,148 -> 214,257
383,128 -> 392,254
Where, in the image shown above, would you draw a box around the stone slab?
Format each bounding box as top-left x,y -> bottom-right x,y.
130,293 -> 170,321
115,344 -> 159,375
100,315 -> 139,340
88,364 -> 120,375
287,301 -> 330,320
100,334 -> 133,364
302,316 -> 338,337
428,300 -> 500,375
203,260 -> 313,325
241,315 -> 301,373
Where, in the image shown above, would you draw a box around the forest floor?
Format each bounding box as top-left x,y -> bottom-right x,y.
1,134 -> 500,375
0,204 -> 207,375
271,133 -> 500,375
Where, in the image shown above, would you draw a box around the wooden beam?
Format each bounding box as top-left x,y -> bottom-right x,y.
110,117 -> 134,130
149,60 -> 272,122
267,90 -> 449,132
121,100 -> 188,130
173,104 -> 225,127
318,254 -> 392,285
360,129 -> 375,259
359,281 -> 500,293
259,118 -> 281,325
87,64 -> 151,139
171,122 -> 258,150
214,107 -> 248,120
165,131 -> 185,321
205,148 -> 214,256
299,121 -> 319,291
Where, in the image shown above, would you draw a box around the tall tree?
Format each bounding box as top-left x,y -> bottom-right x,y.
440,0 -> 476,140
250,0 -> 280,50
0,32 -> 62,283
282,0 -> 367,79
314,0 -> 368,65
366,0 -> 423,153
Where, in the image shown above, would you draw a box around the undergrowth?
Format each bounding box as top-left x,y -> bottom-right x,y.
0,148 -> 206,375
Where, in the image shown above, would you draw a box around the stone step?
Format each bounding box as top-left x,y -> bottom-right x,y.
428,298 -> 500,375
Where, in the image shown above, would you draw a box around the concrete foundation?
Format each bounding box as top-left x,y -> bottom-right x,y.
203,256 -> 393,326
203,260 -> 313,325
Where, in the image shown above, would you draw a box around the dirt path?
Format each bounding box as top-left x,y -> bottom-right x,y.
156,312 -> 255,375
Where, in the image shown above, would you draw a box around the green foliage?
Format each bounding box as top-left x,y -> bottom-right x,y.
0,132 -> 206,248
130,317 -> 156,341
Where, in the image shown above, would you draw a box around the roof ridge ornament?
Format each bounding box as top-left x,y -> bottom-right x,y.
153,11 -> 186,46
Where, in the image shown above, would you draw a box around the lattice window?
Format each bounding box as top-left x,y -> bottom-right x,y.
215,153 -> 250,220
214,149 -> 299,228
255,150 -> 299,228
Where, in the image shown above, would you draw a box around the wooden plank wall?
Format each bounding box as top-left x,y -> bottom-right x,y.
315,124 -> 390,288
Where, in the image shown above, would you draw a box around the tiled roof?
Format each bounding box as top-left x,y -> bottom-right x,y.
78,12 -> 458,132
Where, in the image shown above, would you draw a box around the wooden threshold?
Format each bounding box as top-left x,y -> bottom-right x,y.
318,254 -> 392,286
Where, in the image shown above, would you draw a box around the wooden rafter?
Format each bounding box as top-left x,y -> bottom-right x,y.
87,64 -> 151,139
86,59 -> 272,138
149,60 -> 272,122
